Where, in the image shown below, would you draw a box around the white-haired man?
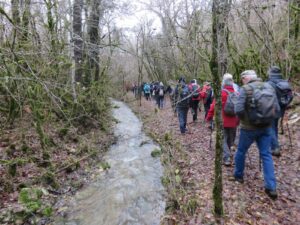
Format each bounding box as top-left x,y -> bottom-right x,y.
233,70 -> 278,200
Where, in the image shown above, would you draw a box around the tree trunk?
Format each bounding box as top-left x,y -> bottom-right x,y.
73,0 -> 83,83
210,0 -> 231,217
87,0 -> 101,83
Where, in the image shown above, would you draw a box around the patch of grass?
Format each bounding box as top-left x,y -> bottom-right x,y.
151,148 -> 162,157
183,197 -> 199,216
100,161 -> 111,170
161,176 -> 171,186
58,127 -> 69,138
164,132 -> 171,142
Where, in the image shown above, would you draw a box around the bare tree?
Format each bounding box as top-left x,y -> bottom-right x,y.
73,0 -> 83,82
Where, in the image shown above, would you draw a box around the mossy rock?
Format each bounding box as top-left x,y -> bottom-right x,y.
151,149 -> 162,157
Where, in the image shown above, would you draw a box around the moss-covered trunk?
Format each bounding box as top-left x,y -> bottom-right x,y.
210,0 -> 231,216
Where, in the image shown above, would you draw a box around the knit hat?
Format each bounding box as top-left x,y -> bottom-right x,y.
190,79 -> 197,84
268,66 -> 283,79
241,70 -> 257,78
178,77 -> 185,83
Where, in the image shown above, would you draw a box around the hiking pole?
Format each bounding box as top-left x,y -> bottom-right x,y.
280,116 -> 284,135
209,129 -> 213,150
259,155 -> 262,172
286,121 -> 293,150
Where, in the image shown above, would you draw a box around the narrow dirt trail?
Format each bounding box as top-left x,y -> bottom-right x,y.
130,96 -> 300,225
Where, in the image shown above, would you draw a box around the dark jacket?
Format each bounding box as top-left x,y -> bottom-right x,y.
235,79 -> 272,130
267,78 -> 286,117
175,82 -> 190,108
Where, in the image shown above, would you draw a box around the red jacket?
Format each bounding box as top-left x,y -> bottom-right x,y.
206,85 -> 239,128
188,83 -> 201,101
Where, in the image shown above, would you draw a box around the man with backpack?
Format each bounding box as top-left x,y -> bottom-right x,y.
206,76 -> 239,166
188,79 -> 201,122
158,82 -> 165,109
234,70 -> 280,200
175,77 -> 191,134
143,83 -> 151,101
267,66 -> 293,157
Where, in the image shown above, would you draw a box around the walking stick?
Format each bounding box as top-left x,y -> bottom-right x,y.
286,122 -> 293,150
280,116 -> 284,135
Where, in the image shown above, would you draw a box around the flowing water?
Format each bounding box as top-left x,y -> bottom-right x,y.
56,100 -> 165,225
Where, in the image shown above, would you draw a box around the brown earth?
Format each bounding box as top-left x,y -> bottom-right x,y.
128,94 -> 300,225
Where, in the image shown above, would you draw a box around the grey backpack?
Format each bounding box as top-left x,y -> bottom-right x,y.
223,89 -> 238,116
244,82 -> 280,125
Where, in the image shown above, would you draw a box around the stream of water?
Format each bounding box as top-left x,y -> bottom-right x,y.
56,100 -> 165,225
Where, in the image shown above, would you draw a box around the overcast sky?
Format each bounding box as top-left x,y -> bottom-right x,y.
115,0 -> 161,31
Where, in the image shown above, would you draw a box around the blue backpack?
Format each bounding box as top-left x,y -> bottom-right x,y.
144,84 -> 150,94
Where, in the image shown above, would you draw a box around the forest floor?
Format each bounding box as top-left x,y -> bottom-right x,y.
128,94 -> 300,225
0,114 -> 115,224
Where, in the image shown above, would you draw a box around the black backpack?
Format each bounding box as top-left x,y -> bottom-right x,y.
269,79 -> 293,108
244,82 -> 281,125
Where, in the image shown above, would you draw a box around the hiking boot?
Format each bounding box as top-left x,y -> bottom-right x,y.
271,148 -> 281,157
230,146 -> 237,151
265,189 -> 278,200
229,176 -> 244,184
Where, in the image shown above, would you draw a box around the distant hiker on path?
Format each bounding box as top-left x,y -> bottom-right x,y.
175,77 -> 191,134
188,79 -> 201,122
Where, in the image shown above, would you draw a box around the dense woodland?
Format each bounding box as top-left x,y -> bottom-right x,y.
0,0 -> 299,224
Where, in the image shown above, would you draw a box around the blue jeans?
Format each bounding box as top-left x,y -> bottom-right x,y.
234,128 -> 277,191
271,118 -> 279,151
177,107 -> 189,133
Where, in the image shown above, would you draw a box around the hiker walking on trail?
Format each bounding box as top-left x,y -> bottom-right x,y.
267,66 -> 293,157
175,77 -> 191,134
206,76 -> 239,166
158,82 -> 165,109
233,70 -> 280,200
143,83 -> 151,101
188,79 -> 201,122
222,73 -> 240,149
201,82 -> 213,119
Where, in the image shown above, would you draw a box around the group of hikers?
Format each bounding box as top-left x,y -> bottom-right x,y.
132,81 -> 171,109
137,66 -> 293,200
